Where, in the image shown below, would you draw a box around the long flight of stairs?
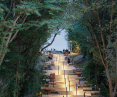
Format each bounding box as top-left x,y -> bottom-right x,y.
42,54 -> 102,97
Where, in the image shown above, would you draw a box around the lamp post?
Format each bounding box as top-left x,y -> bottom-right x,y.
66,87 -> 67,97
69,41 -> 72,53
76,84 -> 77,95
65,78 -> 66,87
53,79 -> 54,88
99,88 -> 100,97
68,75 -> 69,81
95,85 -> 96,91
64,70 -> 65,79
63,61 -> 64,70
84,91 -> 86,97
58,65 -> 59,75
69,80 -> 70,91
39,92 -> 41,97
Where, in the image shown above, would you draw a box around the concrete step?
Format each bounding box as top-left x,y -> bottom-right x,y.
57,91 -> 91,95
45,70 -> 75,75
42,94 -> 91,97
49,83 -> 81,88
55,88 -> 83,92
42,54 -> 99,97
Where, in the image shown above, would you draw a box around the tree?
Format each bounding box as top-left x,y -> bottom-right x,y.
67,0 -> 117,96
0,0 -> 68,96
0,0 -> 67,66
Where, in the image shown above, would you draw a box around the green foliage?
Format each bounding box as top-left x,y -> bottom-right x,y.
67,18 -> 94,55
82,60 -> 109,96
67,0 -> 117,96
0,0 -> 68,97
83,61 -> 105,83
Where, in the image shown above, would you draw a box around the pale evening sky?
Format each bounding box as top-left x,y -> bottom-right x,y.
47,29 -> 69,51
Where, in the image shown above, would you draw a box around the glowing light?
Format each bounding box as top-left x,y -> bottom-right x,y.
44,54 -> 94,97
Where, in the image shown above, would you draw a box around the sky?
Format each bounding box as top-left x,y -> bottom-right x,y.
47,29 -> 69,51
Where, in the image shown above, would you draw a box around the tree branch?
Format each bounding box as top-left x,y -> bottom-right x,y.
96,1 -> 105,49
110,0 -> 114,34
113,83 -> 117,97
0,15 -> 21,66
92,58 -> 101,63
90,23 -> 106,68
4,0 -> 13,22
40,28 -> 65,52
40,33 -> 58,52
9,15 -> 28,43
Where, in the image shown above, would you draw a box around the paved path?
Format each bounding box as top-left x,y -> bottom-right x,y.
42,54 -> 100,97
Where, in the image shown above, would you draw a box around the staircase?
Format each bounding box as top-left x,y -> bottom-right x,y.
42,54 -> 101,97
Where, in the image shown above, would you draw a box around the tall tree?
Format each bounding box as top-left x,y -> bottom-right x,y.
0,0 -> 67,66
0,0 -> 68,96
68,0 -> 117,96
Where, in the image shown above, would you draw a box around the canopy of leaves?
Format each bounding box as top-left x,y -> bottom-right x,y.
0,0 -> 68,96
67,0 -> 117,96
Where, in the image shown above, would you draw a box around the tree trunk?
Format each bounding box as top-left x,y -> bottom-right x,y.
40,33 -> 57,52
91,23 -> 115,97
95,63 -> 97,86
105,67 -> 113,97
0,15 -> 20,66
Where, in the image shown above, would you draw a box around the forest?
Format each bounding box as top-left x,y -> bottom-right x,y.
0,0 -> 117,97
